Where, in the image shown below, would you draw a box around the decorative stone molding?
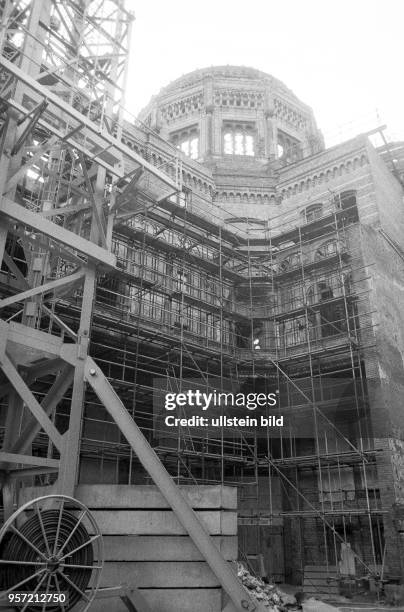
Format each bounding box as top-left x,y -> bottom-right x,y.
160,93 -> 204,123
214,89 -> 264,109
274,98 -> 308,130
279,153 -> 368,200
137,66 -> 322,163
215,191 -> 277,204
120,134 -> 214,196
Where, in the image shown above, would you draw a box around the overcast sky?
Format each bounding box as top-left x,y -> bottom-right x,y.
125,0 -> 403,146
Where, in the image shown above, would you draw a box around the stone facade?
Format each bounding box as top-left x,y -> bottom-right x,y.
138,66 -> 324,162
77,66 -> 404,583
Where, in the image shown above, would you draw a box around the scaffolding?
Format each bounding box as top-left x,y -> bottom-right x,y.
88,192 -> 385,582
0,0 -> 397,596
2,164 -> 384,574
0,4 -> 278,611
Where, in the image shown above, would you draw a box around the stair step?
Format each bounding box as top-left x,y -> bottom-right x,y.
303,564 -> 339,595
305,566 -> 338,572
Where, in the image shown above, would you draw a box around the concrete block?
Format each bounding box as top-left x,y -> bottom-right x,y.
91,588 -> 222,612
75,484 -> 237,510
142,588 -> 222,612
100,561 -> 221,588
90,509 -> 237,535
102,535 -> 238,561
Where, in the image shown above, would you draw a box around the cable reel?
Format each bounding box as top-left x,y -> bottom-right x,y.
0,495 -> 104,611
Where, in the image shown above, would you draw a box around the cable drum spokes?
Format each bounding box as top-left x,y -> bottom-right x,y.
0,495 -> 104,611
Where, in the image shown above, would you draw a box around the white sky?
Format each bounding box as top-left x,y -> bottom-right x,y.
125,0 -> 403,146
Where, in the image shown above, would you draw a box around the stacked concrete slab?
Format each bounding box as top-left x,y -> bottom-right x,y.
75,484 -> 238,612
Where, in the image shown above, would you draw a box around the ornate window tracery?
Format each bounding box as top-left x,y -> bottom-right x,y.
279,252 -> 301,272
223,123 -> 255,156
277,130 -> 303,162
333,190 -> 357,210
315,240 -> 338,260
170,126 -> 199,160
300,203 -> 323,223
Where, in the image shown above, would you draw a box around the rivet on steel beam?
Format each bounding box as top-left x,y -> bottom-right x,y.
89,368 -> 97,377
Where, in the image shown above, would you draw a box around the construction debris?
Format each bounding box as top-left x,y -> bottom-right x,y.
237,562 -> 298,610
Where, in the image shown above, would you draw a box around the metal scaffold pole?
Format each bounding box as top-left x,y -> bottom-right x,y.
0,3 -> 270,610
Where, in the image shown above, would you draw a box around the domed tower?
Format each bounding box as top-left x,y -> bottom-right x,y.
138,65 -> 324,165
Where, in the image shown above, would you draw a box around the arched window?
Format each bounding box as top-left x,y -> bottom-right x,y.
315,240 -> 338,261
343,272 -> 352,295
282,283 -> 304,311
301,203 -> 323,223
223,123 -> 255,156
277,130 -> 303,163
279,252 -> 301,271
306,279 -> 347,338
281,316 -> 307,347
307,281 -> 333,305
170,126 -> 199,160
173,303 -> 192,330
175,268 -> 190,293
333,190 -> 357,210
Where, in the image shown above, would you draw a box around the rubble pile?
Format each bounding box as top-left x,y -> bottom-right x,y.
237,562 -> 298,610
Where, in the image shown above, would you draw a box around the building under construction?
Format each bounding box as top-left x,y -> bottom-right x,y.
1,2 -> 404,611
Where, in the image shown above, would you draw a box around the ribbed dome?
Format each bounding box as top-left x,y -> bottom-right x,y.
137,65 -> 323,164
158,65 -> 280,93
